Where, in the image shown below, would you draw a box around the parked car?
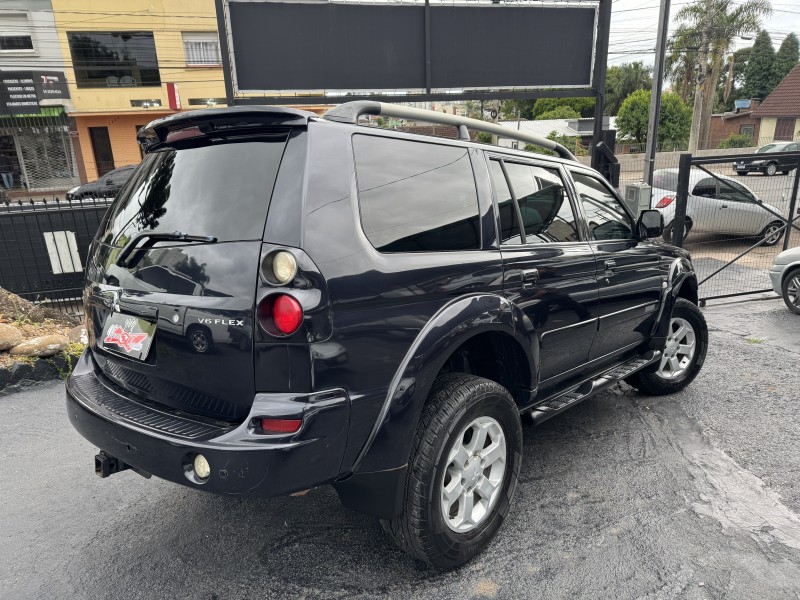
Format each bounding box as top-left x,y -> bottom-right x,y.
66,103 -> 707,569
770,246 -> 800,314
66,164 -> 137,200
733,141 -> 800,176
650,168 -> 785,245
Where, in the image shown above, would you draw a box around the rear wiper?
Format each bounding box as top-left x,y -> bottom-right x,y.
116,231 -> 217,268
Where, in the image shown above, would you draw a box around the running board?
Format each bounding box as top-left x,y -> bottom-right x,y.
526,351 -> 661,425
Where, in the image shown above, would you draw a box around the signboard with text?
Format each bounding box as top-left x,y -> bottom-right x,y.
0,70 -> 70,115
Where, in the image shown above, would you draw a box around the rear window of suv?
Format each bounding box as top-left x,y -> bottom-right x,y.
353,135 -> 480,253
98,136 -> 287,247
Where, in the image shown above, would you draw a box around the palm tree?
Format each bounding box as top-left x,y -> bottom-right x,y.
666,25 -> 700,105
673,0 -> 771,150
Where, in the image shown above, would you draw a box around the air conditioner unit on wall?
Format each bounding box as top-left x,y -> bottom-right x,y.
624,183 -> 652,216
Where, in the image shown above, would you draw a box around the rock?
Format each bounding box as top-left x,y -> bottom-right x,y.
9,334 -> 69,358
0,323 -> 23,351
67,325 -> 87,345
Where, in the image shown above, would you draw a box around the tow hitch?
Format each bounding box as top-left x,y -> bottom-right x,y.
94,451 -> 151,479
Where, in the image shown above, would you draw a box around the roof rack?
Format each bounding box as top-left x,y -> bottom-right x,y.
323,101 -> 577,162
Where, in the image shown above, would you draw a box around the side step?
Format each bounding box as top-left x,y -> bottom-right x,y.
526,351 -> 661,425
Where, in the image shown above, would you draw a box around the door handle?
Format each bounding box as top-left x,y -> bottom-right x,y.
521,268 -> 539,290
720,205 -> 728,209
604,260 -> 616,276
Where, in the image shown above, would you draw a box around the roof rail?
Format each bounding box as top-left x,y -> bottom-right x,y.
323,100 -> 577,162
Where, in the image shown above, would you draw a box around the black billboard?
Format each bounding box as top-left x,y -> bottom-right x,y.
222,0 -> 598,100
0,70 -> 70,115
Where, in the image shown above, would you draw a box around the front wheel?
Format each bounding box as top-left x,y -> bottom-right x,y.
381,374 -> 522,570
761,221 -> 785,246
781,267 -> 800,315
626,298 -> 708,395
763,163 -> 777,176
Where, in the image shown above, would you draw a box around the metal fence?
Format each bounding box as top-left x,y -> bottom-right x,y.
0,195 -> 113,316
670,151 -> 800,304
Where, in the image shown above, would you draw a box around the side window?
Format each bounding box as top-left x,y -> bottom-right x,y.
571,171 -> 633,241
718,179 -> 755,203
353,135 -> 480,253
489,160 -> 579,244
692,178 -> 718,198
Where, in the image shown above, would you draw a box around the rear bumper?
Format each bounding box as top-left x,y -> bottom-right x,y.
65,349 -> 350,497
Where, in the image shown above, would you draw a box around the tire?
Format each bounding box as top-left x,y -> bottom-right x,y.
761,221 -> 784,246
763,163 -> 777,176
381,373 -> 522,570
626,298 -> 708,395
662,221 -> 689,244
781,267 -> 800,315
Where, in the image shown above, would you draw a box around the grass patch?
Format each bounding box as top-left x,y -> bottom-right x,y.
744,338 -> 764,344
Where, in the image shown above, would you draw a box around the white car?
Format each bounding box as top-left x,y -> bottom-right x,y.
650,168 -> 785,245
770,246 -> 800,314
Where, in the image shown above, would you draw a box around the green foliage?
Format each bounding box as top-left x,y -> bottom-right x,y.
773,33 -> 799,87
604,62 -> 653,116
536,106 -> 580,120
532,97 -> 595,119
499,99 -> 537,121
718,132 -> 754,148
743,29 -> 776,99
524,131 -> 588,157
616,89 -> 691,147
474,132 -> 492,144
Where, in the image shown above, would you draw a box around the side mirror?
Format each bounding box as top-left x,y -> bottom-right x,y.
637,209 -> 663,239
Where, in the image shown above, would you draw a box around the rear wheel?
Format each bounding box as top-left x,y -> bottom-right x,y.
781,267 -> 800,315
381,374 -> 522,570
626,298 -> 708,395
761,221 -> 784,246
763,163 -> 777,176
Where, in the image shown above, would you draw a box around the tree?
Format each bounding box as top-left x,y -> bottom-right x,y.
773,33 -> 800,87
499,99 -> 536,121
604,62 -> 653,116
717,46 -> 752,111
531,97 -> 595,119
536,106 -> 581,120
666,26 -> 699,105
743,29 -> 776,99
670,0 -> 771,150
616,90 -> 691,148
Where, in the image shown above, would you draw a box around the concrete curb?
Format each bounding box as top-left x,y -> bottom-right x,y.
0,355 -> 70,396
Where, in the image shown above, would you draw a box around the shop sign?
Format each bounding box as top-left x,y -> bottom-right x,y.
0,70 -> 70,115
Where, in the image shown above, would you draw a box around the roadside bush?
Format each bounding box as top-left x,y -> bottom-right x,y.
718,133 -> 753,149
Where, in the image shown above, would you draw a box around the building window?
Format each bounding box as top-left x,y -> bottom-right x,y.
0,14 -> 35,53
67,31 -> 161,88
182,32 -> 221,66
739,124 -> 755,138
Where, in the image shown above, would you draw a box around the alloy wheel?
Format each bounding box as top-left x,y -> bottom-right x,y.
657,317 -> 697,380
441,416 -> 506,533
763,224 -> 783,245
787,275 -> 800,307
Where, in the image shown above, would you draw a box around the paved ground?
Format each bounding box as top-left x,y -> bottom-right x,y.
1,298 -> 799,600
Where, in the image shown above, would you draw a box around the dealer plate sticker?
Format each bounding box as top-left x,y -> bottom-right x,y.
101,313 -> 156,361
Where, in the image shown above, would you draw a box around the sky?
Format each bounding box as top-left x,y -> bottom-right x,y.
608,0 -> 800,67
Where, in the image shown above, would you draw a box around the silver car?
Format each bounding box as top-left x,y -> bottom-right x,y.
650,168 -> 784,245
770,246 -> 800,314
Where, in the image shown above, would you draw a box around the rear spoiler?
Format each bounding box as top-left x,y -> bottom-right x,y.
137,106 -> 314,152
324,101 -> 577,162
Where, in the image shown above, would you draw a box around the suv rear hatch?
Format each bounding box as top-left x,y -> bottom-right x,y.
84,109 -> 306,424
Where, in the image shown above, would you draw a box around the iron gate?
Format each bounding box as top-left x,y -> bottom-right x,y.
670,151 -> 800,305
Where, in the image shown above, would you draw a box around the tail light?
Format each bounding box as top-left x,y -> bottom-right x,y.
258,294 -> 303,336
655,196 -> 675,209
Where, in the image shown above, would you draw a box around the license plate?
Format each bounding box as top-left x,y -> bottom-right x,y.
101,313 -> 156,361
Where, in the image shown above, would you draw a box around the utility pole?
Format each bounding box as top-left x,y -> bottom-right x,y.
643,0 -> 672,186
688,0 -> 712,154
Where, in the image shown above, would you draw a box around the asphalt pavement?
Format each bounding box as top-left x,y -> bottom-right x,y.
1,298 -> 799,600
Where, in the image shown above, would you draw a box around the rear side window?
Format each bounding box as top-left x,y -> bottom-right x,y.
353,135 -> 480,253
98,137 -> 287,246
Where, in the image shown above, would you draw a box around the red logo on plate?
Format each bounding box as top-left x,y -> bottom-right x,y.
104,324 -> 148,353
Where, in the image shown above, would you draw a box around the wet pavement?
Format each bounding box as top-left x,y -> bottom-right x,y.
1,298 -> 799,600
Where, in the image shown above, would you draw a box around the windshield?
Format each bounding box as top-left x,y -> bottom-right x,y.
757,144 -> 780,154
98,137 -> 287,248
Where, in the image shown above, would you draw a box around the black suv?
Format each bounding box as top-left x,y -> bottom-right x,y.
66,102 -> 707,569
